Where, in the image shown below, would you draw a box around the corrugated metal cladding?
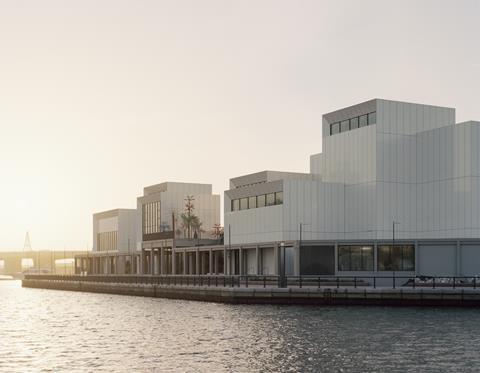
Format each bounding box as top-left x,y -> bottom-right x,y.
323,99 -> 377,126
225,99 -> 480,246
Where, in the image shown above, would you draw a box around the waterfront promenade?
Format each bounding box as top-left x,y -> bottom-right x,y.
22,275 -> 480,307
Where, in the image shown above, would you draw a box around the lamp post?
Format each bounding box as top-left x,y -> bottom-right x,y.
392,221 -> 401,285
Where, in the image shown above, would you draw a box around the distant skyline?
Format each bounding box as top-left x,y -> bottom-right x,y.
1,0 -> 479,250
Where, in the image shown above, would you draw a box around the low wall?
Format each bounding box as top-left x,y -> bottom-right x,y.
22,279 -> 480,307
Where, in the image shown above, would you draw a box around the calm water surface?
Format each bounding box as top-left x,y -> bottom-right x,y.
1,280 -> 480,372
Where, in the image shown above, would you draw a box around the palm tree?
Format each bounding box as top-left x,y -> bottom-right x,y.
191,216 -> 204,239
181,213 -> 197,239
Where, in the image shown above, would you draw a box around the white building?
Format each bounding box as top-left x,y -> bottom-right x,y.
224,99 -> 480,278
91,209 -> 138,274
80,182 -> 221,276
137,182 -> 221,275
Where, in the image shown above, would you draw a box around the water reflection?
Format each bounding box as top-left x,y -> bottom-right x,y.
1,280 -> 479,372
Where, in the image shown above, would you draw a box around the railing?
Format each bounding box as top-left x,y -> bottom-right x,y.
23,274 -> 480,290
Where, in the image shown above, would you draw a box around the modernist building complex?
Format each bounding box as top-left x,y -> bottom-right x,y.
77,99 -> 480,278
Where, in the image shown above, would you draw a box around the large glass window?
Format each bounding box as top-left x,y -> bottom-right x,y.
338,246 -> 374,271
340,120 -> 350,132
231,191 -> 284,212
359,114 -> 368,127
266,193 -> 275,206
330,122 -> 340,135
350,117 -> 359,129
240,198 -> 248,210
142,201 -> 161,234
378,245 -> 415,271
232,199 -> 239,211
368,112 -> 377,125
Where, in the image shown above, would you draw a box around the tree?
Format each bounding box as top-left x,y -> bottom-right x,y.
180,195 -> 203,239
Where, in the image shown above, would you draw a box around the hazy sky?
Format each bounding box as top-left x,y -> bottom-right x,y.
0,0 -> 478,250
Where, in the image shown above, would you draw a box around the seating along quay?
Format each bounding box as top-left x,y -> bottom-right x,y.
22,99 -> 480,307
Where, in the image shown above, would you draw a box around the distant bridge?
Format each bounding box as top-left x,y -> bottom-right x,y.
0,251 -> 88,275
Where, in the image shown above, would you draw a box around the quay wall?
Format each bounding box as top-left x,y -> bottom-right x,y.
21,279 -> 480,307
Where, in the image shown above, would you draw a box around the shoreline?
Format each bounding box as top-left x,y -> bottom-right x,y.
22,278 -> 480,307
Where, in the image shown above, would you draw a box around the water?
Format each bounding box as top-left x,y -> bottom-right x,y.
1,281 -> 480,372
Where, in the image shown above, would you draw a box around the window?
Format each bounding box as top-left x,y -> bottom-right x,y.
330,122 -> 340,135
359,114 -> 368,127
240,198 -> 248,210
231,191 -> 284,212
142,201 -> 161,234
338,246 -> 373,271
330,112 -> 376,136
232,199 -> 239,211
378,245 -> 415,271
350,117 -> 359,129
266,193 -> 275,206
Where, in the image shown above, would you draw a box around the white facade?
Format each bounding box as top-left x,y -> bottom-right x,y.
137,181 -> 221,243
225,99 -> 480,276
93,209 -> 137,253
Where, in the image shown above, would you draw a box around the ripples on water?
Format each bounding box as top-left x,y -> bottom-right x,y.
1,280 -> 480,372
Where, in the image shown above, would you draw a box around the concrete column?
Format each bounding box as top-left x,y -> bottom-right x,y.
140,249 -> 144,274
334,242 -> 339,276
159,247 -> 164,275
214,251 -> 218,274
223,248 -> 228,275
239,247 -> 244,275
150,250 -> 154,275
255,246 -> 260,275
294,243 -> 300,276
414,241 -> 419,275
209,249 -> 213,275
182,250 -> 187,275
195,249 -> 200,275
273,243 -> 279,275
172,249 -> 177,275
373,241 -> 378,273
456,240 -> 461,276
74,257 -> 78,274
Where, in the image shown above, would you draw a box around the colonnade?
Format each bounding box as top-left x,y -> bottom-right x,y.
75,242 -> 289,276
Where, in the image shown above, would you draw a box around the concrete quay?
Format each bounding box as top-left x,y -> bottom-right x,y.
21,277 -> 480,307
